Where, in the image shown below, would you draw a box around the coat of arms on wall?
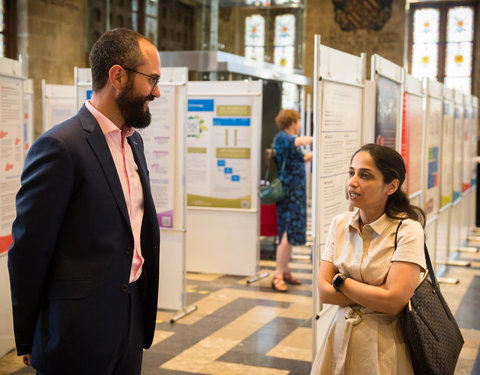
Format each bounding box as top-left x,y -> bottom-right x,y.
332,0 -> 393,31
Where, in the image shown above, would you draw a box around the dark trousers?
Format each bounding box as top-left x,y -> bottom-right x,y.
36,281 -> 144,375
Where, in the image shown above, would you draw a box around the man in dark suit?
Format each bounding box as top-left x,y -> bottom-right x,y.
8,28 -> 161,375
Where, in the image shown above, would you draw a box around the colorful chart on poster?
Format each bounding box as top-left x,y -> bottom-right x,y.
141,86 -> 176,228
0,76 -> 23,254
186,96 -> 253,209
375,76 -> 400,150
401,92 -> 423,196
424,97 -> 442,216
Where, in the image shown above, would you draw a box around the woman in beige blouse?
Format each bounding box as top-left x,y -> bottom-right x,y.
311,144 -> 426,375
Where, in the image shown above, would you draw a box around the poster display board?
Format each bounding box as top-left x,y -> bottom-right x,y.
423,80 -> 443,220
472,96 -> 478,187
186,96 -> 254,209
42,81 -> 76,132
311,39 -> 364,356
463,96 -> 473,193
371,54 -> 403,151
453,91 -> 464,202
74,67 -> 92,111
401,74 -> 424,198
185,81 -> 262,276
440,87 -> 455,208
23,79 -> 34,152
0,57 -> 24,357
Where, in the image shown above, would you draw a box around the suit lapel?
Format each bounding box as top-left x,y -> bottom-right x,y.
78,106 -> 131,229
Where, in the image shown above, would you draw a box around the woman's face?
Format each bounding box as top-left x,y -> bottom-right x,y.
347,151 -> 398,222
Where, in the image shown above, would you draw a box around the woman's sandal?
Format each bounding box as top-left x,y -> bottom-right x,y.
283,272 -> 302,285
271,276 -> 288,292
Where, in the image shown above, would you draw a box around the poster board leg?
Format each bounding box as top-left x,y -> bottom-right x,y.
170,305 -> 198,324
246,272 -> 269,284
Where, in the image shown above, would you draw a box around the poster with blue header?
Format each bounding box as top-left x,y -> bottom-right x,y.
186,96 -> 253,209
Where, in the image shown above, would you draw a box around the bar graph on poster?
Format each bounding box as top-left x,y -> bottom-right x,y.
186,96 -> 253,209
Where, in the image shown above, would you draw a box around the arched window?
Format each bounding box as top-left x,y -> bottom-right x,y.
274,14 -> 295,69
409,2 -> 476,94
245,14 -> 265,62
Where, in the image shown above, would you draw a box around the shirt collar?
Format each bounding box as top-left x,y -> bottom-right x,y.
345,208 -> 392,235
85,100 -> 134,138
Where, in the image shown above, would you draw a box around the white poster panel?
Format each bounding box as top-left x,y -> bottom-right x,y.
140,86 -> 176,228
440,100 -> 454,207
0,76 -> 23,256
453,105 -> 464,201
318,81 -> 362,244
462,107 -> 472,193
424,97 -> 442,218
401,92 -> 424,197
186,96 -> 253,209
472,105 -> 478,187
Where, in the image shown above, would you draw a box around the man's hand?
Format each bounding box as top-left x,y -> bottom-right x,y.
23,354 -> 31,366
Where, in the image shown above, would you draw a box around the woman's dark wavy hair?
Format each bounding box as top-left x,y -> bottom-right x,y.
351,143 -> 425,227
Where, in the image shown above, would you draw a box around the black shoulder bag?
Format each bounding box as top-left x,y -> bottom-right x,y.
258,140 -> 287,206
394,220 -> 464,375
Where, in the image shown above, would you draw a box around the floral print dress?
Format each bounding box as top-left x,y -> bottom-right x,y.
274,130 -> 307,245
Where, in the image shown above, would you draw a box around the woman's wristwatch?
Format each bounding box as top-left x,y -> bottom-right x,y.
332,274 -> 349,292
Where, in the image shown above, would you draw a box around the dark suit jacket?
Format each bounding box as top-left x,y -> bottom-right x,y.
8,105 -> 160,371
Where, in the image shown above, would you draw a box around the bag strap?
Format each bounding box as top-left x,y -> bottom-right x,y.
394,219 -> 438,287
263,135 -> 286,182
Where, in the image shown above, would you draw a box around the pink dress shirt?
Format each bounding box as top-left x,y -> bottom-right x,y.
85,101 -> 145,283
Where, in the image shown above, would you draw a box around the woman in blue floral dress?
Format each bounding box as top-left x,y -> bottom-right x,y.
272,109 -> 313,292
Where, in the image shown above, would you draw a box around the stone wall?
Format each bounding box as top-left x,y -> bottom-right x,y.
18,0 -> 87,137
305,0 -> 407,99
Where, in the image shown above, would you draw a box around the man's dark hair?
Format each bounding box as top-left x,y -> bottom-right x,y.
89,28 -> 146,91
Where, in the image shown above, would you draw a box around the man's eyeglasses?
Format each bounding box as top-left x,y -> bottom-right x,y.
123,67 -> 160,89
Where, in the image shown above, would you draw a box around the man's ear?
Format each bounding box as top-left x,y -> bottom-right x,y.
387,179 -> 400,196
108,65 -> 127,90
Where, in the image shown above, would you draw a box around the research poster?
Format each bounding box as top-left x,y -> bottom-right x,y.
375,76 -> 400,150
472,107 -> 478,187
0,76 -> 23,255
424,98 -> 442,216
23,92 -> 34,152
440,101 -> 454,207
453,106 -> 464,201
318,81 -> 362,244
141,86 -> 176,228
401,92 -> 423,196
186,96 -> 253,209
462,108 -> 472,193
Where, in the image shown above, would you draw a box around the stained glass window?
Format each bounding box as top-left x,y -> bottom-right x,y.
411,8 -> 439,79
445,6 -> 474,94
245,15 -> 265,62
281,82 -> 298,109
274,14 -> 295,69
245,0 -> 271,6
410,3 -> 476,94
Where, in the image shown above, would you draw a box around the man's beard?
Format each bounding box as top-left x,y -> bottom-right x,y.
116,83 -> 155,129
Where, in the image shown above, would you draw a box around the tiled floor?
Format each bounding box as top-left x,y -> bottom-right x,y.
1,242 -> 480,374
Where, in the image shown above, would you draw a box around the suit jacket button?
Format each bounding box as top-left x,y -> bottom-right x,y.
121,284 -> 128,292
125,246 -> 133,256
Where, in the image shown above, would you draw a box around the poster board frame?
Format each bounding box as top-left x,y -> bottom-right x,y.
0,57 -> 25,357
185,80 -> 262,276
370,54 -> 404,152
311,36 -> 365,358
41,80 -> 76,133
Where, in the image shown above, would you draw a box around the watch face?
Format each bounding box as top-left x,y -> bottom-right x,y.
333,274 -> 345,290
